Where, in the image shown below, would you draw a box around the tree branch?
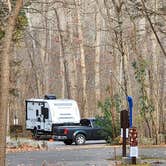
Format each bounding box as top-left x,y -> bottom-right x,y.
141,0 -> 166,57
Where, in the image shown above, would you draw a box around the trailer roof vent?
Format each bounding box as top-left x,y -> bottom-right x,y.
44,94 -> 56,100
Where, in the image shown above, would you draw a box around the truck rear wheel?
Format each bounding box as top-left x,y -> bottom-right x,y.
64,139 -> 73,145
75,134 -> 86,145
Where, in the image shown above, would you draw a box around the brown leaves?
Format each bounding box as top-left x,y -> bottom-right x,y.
6,144 -> 41,153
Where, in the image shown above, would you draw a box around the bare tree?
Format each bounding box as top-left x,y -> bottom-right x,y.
3,0 -> 165,144
54,8 -> 71,98
141,0 -> 166,57
0,1 -> 23,165
74,0 -> 88,117
94,4 -> 101,114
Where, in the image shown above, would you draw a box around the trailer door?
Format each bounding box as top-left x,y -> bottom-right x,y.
41,107 -> 51,131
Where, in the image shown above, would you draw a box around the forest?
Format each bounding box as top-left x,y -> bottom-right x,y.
0,1 -> 165,160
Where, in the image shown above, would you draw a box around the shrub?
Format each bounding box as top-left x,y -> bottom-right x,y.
96,95 -> 121,144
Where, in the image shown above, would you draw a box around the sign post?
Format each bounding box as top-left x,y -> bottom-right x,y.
127,96 -> 133,128
129,127 -> 138,164
120,110 -> 129,157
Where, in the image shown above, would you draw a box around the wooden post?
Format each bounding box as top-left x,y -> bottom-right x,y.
120,110 -> 129,157
131,157 -> 136,164
122,122 -> 126,157
129,127 -> 138,164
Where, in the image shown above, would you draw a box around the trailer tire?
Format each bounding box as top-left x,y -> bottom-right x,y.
33,128 -> 40,140
75,134 -> 86,145
64,139 -> 73,145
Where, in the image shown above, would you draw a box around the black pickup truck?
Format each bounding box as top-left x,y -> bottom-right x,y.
53,118 -> 106,145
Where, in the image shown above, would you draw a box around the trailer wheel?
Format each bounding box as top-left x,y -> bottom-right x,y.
33,128 -> 40,140
64,139 -> 73,145
75,134 -> 86,145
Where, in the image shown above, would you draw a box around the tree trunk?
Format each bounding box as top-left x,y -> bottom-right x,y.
95,7 -> 101,115
25,9 -> 42,97
0,1 -> 23,165
44,4 -> 49,94
112,0 -> 128,107
141,0 -> 166,57
68,18 -> 77,99
54,8 -> 71,99
68,8 -> 78,100
75,0 -> 88,117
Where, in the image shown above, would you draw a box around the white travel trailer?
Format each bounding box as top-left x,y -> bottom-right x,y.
25,95 -> 80,138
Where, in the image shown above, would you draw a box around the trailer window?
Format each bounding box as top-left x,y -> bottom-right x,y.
42,108 -> 49,119
36,110 -> 39,116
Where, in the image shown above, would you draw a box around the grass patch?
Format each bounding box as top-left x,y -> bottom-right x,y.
121,164 -> 150,166
107,155 -> 165,166
107,155 -> 122,160
139,155 -> 165,160
108,155 -> 165,161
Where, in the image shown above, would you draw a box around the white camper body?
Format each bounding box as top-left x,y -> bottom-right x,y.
25,98 -> 80,134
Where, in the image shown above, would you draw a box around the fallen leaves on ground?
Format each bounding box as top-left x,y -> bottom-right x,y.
6,144 -> 45,153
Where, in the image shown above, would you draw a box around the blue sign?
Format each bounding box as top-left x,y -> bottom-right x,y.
127,96 -> 133,128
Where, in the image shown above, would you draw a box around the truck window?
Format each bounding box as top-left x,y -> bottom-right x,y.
92,119 -> 103,128
91,120 -> 98,127
80,119 -> 91,127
